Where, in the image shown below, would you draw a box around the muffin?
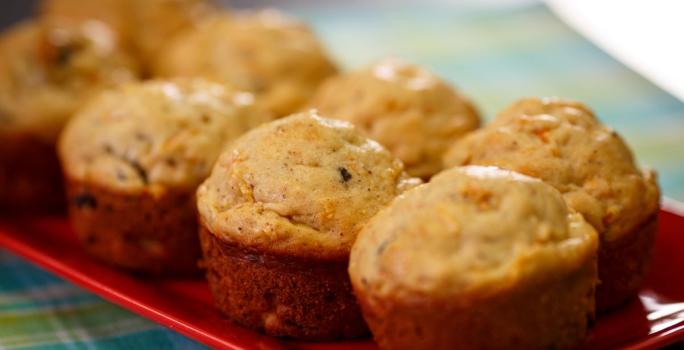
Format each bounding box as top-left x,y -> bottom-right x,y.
39,0 -> 129,42
40,0 -> 216,71
0,20 -> 139,212
443,97 -> 660,311
131,0 -> 216,68
155,10 -> 337,117
196,111 -> 421,339
58,79 -> 272,274
308,58 -> 480,179
349,165 -> 599,350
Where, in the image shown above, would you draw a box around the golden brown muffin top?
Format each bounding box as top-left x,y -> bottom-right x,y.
443,97 -> 660,242
59,79 -> 273,195
154,10 -> 337,117
40,0 -> 215,66
197,111 -> 421,260
349,165 -> 598,300
132,0 -> 216,66
308,58 -> 480,179
39,0 -> 130,42
0,20 -> 140,141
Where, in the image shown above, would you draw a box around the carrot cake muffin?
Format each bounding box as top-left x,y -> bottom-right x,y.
0,20 -> 139,212
308,58 -> 480,179
349,165 -> 599,350
154,10 -> 337,117
196,111 -> 420,340
443,97 -> 660,311
58,79 -> 272,274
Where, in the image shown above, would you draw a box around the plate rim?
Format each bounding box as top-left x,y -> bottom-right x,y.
1,199 -> 684,350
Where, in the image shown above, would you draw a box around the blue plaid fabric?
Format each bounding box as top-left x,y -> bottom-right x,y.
0,251 -> 207,349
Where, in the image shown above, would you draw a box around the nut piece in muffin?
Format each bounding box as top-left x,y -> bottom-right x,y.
0,20 -> 139,212
154,10 -> 337,117
58,79 -> 272,274
443,97 -> 660,311
349,165 -> 599,350
196,111 -> 421,340
308,58 -> 480,179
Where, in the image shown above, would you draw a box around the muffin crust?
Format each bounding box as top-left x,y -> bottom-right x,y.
199,228 -> 367,340
308,58 -> 479,178
0,134 -> 63,212
67,180 -> 198,274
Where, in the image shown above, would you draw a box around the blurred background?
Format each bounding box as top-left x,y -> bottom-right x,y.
5,0 -> 680,198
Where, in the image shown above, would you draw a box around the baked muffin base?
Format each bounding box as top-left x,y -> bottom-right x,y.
199,226 -> 369,340
597,213 -> 658,312
0,133 -> 64,213
355,257 -> 596,350
65,178 -> 200,275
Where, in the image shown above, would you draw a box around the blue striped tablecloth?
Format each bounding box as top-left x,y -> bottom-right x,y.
1,2 -> 683,349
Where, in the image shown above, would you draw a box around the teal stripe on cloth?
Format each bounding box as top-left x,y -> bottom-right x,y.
1,2 -> 683,349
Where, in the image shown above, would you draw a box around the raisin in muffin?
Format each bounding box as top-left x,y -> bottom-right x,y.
196,111 -> 421,340
154,10 -> 337,117
349,166 -> 599,350
58,79 -> 272,274
443,97 -> 660,311
0,20 -> 139,212
308,58 -> 480,179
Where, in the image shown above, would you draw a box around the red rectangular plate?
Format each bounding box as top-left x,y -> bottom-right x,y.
1,202 -> 684,350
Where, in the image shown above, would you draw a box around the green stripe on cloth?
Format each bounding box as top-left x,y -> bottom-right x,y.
1,2 -> 683,349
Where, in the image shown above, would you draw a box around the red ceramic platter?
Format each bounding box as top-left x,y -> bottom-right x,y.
1,200 -> 684,350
